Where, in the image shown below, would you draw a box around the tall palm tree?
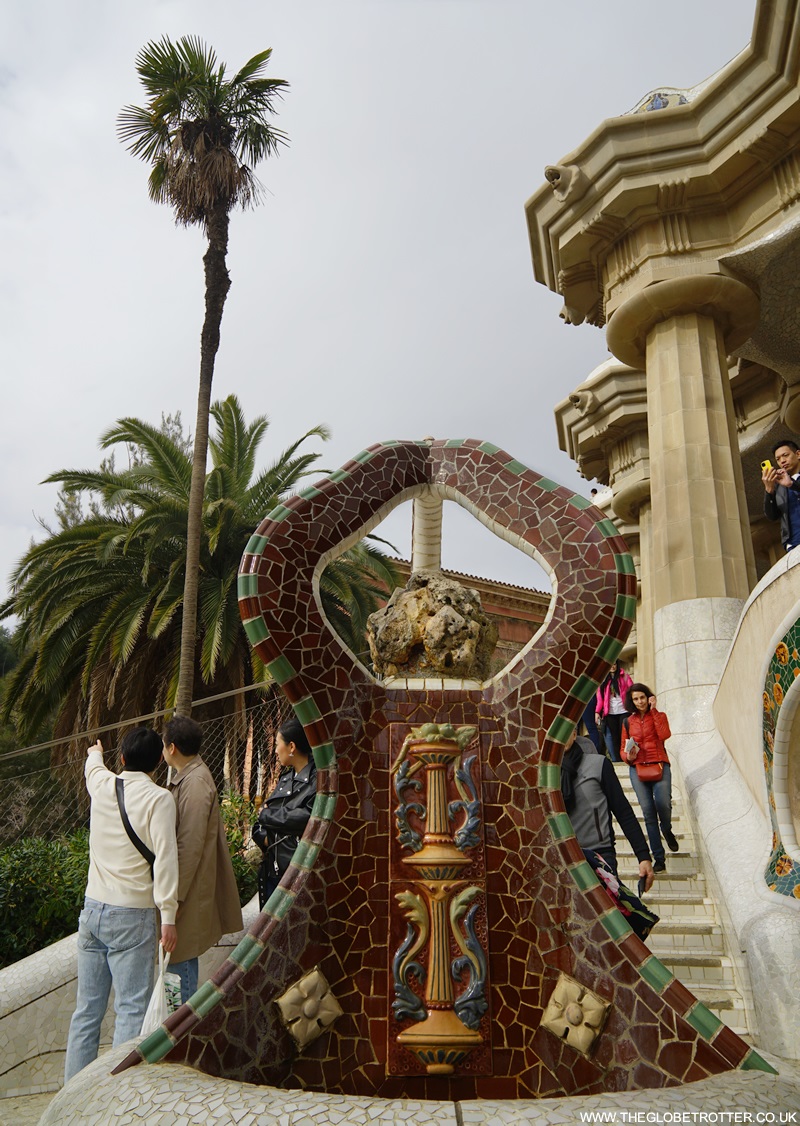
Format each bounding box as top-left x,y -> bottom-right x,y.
118,36 -> 288,715
1,398 -> 401,748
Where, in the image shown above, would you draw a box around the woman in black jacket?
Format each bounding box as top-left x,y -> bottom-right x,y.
252,717 -> 317,909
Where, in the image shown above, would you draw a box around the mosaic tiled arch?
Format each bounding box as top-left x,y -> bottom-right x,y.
762,618 -> 800,897
114,439 -> 770,1091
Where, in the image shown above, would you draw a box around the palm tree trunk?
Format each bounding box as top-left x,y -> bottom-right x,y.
175,202 -> 232,715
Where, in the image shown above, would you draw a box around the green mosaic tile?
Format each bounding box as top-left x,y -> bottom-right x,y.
594,518 -> 619,538
266,654 -> 296,686
329,469 -> 349,482
568,494 -> 592,510
614,552 -> 636,575
599,908 -> 633,941
638,955 -> 673,993
571,674 -> 599,703
138,1027 -> 174,1063
312,741 -> 336,769
354,449 -> 376,463
231,934 -> 264,973
444,439 -> 465,448
546,715 -> 575,744
740,1049 -> 779,1074
297,484 -> 322,501
596,635 -> 624,663
266,886 -> 294,920
479,441 -> 501,455
244,533 -> 268,556
615,593 -> 637,622
293,696 -> 322,725
265,503 -> 291,523
685,1002 -> 723,1041
569,860 -> 600,892
243,616 -> 270,646
380,439 -> 400,447
237,573 -> 259,599
503,459 -> 528,476
538,761 -> 560,790
190,980 -> 223,1018
546,812 -> 573,841
293,839 -> 321,870
535,476 -> 559,492
312,792 -> 338,820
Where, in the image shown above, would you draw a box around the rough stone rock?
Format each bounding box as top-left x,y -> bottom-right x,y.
366,570 -> 498,679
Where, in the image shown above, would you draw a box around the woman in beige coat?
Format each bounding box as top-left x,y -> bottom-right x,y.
162,716 -> 243,1003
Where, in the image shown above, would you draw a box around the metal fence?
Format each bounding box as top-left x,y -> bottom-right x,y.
0,690 -> 289,849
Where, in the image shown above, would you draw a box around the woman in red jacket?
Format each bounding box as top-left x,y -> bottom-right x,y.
621,683 -> 678,873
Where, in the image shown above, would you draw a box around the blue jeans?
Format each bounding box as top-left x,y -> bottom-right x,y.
64,898 -> 156,1082
170,957 -> 198,1004
603,713 -> 626,761
629,763 -> 673,864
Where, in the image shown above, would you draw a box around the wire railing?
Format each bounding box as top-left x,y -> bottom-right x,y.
0,690 -> 289,848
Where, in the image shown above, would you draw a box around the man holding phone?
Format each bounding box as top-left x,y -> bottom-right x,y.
763,439 -> 800,552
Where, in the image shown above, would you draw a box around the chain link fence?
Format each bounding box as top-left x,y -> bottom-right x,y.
0,690 -> 289,849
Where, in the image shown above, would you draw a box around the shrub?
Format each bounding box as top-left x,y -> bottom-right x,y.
0,830 -> 89,969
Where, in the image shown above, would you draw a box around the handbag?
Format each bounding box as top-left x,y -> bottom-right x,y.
140,947 -> 181,1037
635,760 -> 664,783
586,849 -> 660,941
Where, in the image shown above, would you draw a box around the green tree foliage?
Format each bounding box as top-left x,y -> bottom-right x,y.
1,397 -> 399,747
0,831 -> 90,967
118,37 -> 289,715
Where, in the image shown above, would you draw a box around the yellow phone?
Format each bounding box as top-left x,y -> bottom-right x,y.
761,459 -> 773,471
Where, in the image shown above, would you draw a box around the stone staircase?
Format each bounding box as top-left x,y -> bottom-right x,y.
612,763 -> 751,1037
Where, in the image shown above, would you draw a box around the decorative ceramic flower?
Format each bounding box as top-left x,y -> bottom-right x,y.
775,642 -> 789,665
775,854 -> 793,876
540,973 -> 610,1056
275,967 -> 343,1050
773,683 -> 784,705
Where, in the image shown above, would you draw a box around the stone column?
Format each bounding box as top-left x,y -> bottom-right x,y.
411,489 -> 443,573
607,274 -> 760,732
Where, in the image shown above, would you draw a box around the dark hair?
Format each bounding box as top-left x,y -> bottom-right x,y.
120,727 -> 163,772
278,717 -> 313,759
560,742 -> 583,815
163,715 -> 203,757
772,439 -> 799,458
602,659 -> 624,693
624,682 -> 654,712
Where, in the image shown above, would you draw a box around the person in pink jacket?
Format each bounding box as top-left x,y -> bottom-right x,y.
621,683 -> 678,873
595,660 -> 633,761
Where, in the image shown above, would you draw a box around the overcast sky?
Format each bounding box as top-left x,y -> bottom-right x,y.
1,0 -> 757,600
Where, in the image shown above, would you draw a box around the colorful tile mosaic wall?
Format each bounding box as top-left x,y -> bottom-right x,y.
113,439 -> 771,1092
762,620 -> 800,897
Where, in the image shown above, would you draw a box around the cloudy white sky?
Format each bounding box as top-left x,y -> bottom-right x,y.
1,0 -> 757,599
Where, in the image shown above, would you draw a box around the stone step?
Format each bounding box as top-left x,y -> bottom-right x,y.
689,984 -> 749,1026
648,924 -> 726,956
618,865 -> 702,884
655,954 -> 738,990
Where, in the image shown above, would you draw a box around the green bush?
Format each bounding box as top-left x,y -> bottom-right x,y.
0,830 -> 89,969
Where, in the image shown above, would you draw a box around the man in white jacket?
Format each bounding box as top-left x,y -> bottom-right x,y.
64,729 -> 179,1082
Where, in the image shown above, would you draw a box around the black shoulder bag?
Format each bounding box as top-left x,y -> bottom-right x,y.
115,778 -> 155,879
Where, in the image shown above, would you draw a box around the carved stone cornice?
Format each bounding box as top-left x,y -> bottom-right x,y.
554,359 -> 647,487
526,0 -> 800,329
